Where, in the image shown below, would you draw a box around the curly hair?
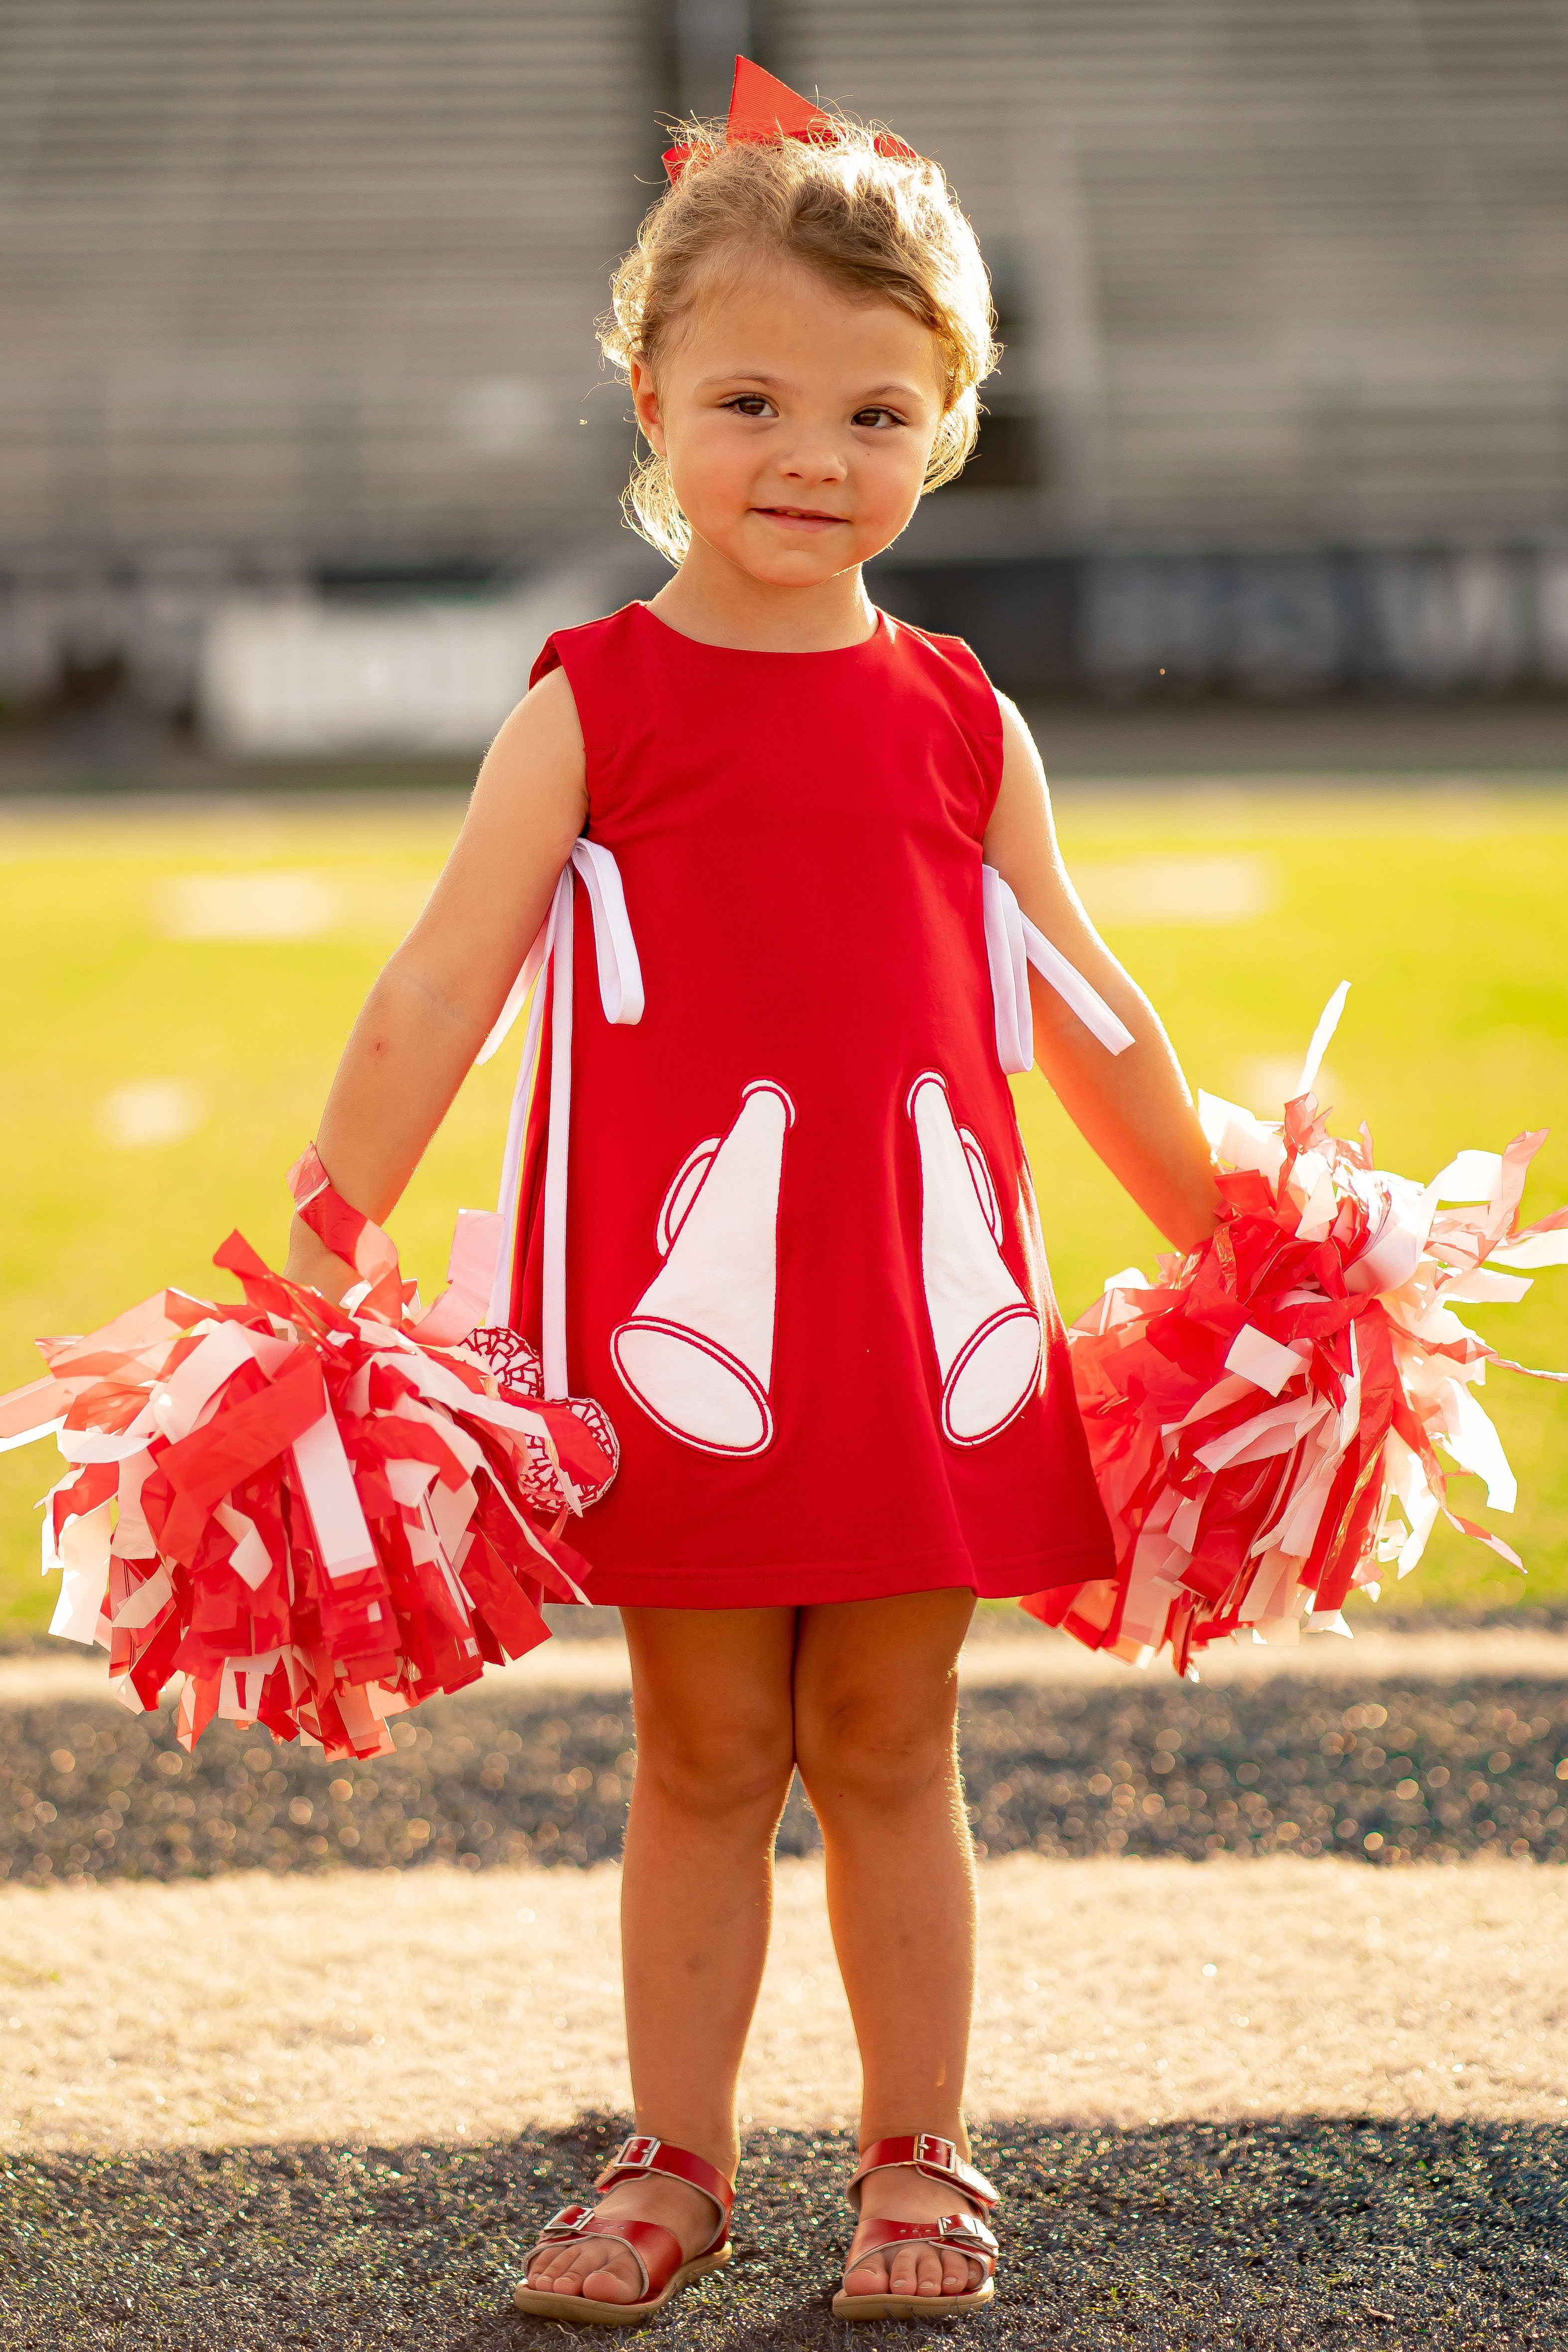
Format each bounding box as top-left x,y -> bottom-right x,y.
599,114 -> 999,561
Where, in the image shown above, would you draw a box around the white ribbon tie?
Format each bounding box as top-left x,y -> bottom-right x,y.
982,864 -> 1136,1068
483,840 -> 645,1393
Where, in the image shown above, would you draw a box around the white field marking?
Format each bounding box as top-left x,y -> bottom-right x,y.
97,1079 -> 205,1150
5,1623 -> 1568,1712
1072,853 -> 1274,927
440,1621 -> 1568,1694
157,871 -> 340,940
973,1625 -> 1568,1687
0,1644 -> 641,1710
155,870 -> 434,942
1242,1057 -> 1344,1115
957,1626 -> 1568,1688
0,1855 -> 1564,2150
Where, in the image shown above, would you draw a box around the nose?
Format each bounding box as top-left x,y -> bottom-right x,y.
775,429 -> 848,485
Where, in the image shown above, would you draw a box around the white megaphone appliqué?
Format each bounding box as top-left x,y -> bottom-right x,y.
611,1080 -> 796,1456
907,1070 -> 1043,1446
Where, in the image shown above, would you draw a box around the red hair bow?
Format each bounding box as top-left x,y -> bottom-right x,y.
662,55 -> 922,182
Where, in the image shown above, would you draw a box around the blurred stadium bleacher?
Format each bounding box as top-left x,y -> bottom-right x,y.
1,0 -> 1566,743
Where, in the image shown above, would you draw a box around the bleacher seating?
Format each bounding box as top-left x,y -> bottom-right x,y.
0,0 -> 655,572
0,0 -> 1564,658
782,0 -> 1568,547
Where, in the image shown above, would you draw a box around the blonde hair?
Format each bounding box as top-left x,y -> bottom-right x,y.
600,113 -> 999,562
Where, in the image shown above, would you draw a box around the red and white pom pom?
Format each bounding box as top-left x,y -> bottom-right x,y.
1026,985 -> 1568,1676
0,1149 -> 618,1759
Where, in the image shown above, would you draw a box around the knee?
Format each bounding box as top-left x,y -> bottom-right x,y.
632,1701 -> 795,1827
795,1683 -> 959,1819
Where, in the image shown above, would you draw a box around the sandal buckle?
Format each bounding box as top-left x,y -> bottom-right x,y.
617,2133 -> 662,2170
915,2132 -> 956,2174
543,2202 -> 591,2233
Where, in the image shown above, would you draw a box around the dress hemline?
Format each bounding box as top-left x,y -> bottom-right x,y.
573,1543 -> 1112,1611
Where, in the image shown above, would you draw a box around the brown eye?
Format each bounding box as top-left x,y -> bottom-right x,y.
728,396 -> 772,418
853,407 -> 902,430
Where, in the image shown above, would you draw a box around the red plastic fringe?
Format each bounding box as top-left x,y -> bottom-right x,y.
0,1152 -> 617,1758
1027,1086 -> 1568,1676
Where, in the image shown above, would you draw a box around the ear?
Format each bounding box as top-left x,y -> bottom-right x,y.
629,358 -> 666,456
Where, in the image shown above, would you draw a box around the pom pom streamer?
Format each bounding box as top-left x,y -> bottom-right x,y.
1026,984 -> 1568,1677
0,840 -> 640,1757
7,965 -> 1563,1729
0,1154 -> 618,1761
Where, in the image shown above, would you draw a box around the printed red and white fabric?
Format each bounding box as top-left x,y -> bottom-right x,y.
511,602 -> 1114,1607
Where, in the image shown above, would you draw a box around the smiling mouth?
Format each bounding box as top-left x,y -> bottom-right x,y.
755,505 -> 848,524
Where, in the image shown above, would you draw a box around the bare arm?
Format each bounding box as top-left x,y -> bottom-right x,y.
982,695 -> 1219,1252
283,667 -> 588,1296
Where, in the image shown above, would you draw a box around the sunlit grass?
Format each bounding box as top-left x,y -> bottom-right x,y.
2,783 -> 1565,1637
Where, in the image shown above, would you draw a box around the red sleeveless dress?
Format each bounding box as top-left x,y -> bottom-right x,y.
512,602 -> 1112,1608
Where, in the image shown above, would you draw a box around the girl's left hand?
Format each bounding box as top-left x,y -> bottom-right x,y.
281,1216 -> 360,1306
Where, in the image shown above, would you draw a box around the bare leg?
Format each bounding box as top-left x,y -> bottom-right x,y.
525,1604 -> 796,2305
793,1588 -> 982,2303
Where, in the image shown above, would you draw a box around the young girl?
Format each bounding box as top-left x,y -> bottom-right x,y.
285,61 -> 1217,2325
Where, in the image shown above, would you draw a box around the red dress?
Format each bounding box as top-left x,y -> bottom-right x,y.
512,601 -> 1113,1608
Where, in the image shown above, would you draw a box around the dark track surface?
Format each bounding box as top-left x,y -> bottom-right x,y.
3,1677 -> 1566,1886
2,2117 -> 1564,2350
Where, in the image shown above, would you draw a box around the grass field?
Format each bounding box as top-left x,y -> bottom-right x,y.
2,781 -> 1566,1637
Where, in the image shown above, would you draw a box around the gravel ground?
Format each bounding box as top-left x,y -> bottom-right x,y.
1,2115 -> 1564,2352
5,1649 -> 1566,2348
4,1679 -> 1567,1887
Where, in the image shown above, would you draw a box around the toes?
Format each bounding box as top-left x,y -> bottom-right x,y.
880,2242 -> 979,2301
527,2252 -> 581,2295
916,2245 -> 949,2297
582,2258 -> 642,2305
886,2246 -> 928,2298
848,2253 -> 889,2298
528,2244 -> 607,2297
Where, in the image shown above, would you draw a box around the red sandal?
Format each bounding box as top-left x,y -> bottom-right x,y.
832,2132 -> 999,2321
512,2132 -> 734,2327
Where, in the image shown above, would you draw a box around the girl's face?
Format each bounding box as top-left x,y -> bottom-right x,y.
631,258 -> 946,587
